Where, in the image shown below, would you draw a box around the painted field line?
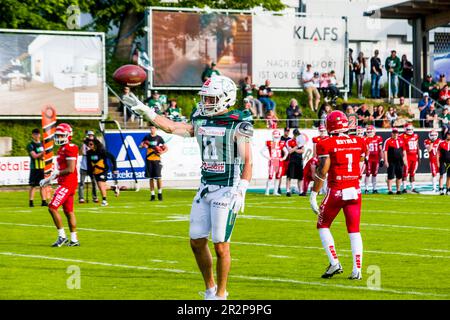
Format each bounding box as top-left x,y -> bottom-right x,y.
1,252 -> 448,298
0,222 -> 449,260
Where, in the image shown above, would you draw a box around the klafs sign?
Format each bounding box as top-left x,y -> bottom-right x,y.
252,15 -> 346,88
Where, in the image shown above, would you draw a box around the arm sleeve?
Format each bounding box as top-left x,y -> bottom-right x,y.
66,145 -> 79,160
316,140 -> 329,158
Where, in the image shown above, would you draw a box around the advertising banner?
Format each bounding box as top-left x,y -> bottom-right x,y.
433,32 -> 450,80
252,14 -> 346,89
0,30 -> 105,118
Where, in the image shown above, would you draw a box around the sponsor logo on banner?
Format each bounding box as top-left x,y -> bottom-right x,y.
198,127 -> 226,136
201,161 -> 225,173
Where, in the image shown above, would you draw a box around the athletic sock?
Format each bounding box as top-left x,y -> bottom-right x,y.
372,176 -> 377,190
158,188 -> 163,194
58,228 -> 66,239
364,176 -> 369,190
151,190 -> 155,196
432,177 -> 437,190
102,197 -> 107,201
319,228 -> 339,266
411,182 -> 415,190
206,286 -> 216,295
349,232 -> 363,274
70,232 -> 78,242
402,181 -> 406,190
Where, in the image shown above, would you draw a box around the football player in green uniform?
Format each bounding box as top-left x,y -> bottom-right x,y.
124,75 -> 253,300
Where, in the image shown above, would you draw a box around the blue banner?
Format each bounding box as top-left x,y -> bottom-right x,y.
103,131 -> 149,181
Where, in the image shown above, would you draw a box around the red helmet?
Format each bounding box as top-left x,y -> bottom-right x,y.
326,110 -> 349,134
366,125 -> 375,137
55,123 -> 73,145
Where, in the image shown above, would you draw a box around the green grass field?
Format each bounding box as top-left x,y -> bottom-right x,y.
0,189 -> 449,300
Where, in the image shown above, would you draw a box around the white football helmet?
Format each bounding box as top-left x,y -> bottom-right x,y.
366,125 -> 376,137
272,130 -> 281,141
429,130 -> 438,141
198,74 -> 237,116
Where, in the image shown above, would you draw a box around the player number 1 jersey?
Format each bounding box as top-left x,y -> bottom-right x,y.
316,135 -> 366,189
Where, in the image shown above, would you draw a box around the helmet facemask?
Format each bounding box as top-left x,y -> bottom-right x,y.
54,131 -> 70,145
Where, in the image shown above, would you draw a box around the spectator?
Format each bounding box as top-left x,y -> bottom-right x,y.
438,106 -> 450,136
348,48 -> 354,96
318,103 -> 332,126
399,54 -> 413,97
421,74 -> 439,100
120,86 -> 134,120
241,76 -> 264,118
354,51 -> 367,99
286,98 -> 302,129
436,74 -> 448,92
370,50 -> 382,99
345,105 -> 358,130
328,70 -> 340,101
425,104 -> 438,128
373,105 -> 386,128
302,64 -> 320,112
165,99 -> 185,122
265,109 -> 278,129
418,92 -> 434,128
386,107 -> 398,127
147,90 -> 163,114
258,79 -> 276,112
201,62 -> 220,82
241,98 -> 257,118
439,84 -> 450,106
356,104 -> 372,127
281,127 -> 291,143
385,50 -> 402,98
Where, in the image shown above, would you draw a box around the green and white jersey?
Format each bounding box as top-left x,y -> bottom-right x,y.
190,107 -> 253,187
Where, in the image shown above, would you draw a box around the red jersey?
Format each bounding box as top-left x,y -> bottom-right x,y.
401,133 -> 419,159
424,138 -> 441,160
316,135 -> 366,189
365,135 -> 383,161
56,143 -> 79,190
266,140 -> 286,160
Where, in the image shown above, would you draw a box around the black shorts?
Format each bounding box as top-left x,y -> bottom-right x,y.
387,162 -> 403,180
439,161 -> 450,176
29,169 -> 44,187
287,161 -> 303,180
145,160 -> 162,179
94,173 -> 108,182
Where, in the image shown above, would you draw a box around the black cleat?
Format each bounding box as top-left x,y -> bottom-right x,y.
51,236 -> 68,247
372,190 -> 378,194
286,192 -> 291,197
411,189 -> 420,194
93,198 -> 99,203
396,191 -> 402,195
67,241 -> 80,247
150,195 -> 156,201
401,189 -> 407,194
41,200 -> 48,207
388,191 -> 394,195
299,192 -> 307,197
321,263 -> 343,279
158,193 -> 163,201
29,200 -> 34,207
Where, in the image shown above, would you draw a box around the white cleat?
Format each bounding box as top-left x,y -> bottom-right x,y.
273,192 -> 280,196
101,200 -> 109,207
265,190 -> 270,196
321,263 -> 343,279
199,286 -> 217,300
207,291 -> 229,300
348,270 -> 362,280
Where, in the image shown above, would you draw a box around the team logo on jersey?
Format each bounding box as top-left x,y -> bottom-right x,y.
198,126 -> 226,137
201,161 -> 225,173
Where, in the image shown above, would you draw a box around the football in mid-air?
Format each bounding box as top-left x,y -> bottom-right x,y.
113,64 -> 147,87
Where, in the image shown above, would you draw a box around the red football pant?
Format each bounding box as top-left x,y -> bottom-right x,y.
403,158 -> 418,178
49,185 -> 75,213
268,159 -> 284,179
365,160 -> 379,177
317,188 -> 362,233
430,158 -> 438,177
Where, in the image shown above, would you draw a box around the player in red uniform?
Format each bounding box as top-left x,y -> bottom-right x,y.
424,130 -> 441,192
437,131 -> 450,195
40,123 -> 79,247
363,125 -> 384,194
312,124 -> 328,157
310,110 -> 366,280
400,124 -> 420,193
262,130 -> 288,195
302,156 -> 319,195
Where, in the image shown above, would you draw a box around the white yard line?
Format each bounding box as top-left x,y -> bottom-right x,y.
0,251 -> 448,298
0,222 -> 449,260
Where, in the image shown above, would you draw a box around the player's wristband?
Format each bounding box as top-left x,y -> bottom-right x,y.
314,173 -> 325,182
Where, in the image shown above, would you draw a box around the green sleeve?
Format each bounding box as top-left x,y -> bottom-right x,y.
394,58 -> 402,74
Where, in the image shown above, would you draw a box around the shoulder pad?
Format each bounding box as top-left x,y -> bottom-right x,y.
235,121 -> 253,138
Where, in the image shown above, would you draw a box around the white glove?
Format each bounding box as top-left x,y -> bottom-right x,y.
122,93 -> 157,122
39,171 -> 58,187
229,180 -> 249,214
309,191 -> 320,215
